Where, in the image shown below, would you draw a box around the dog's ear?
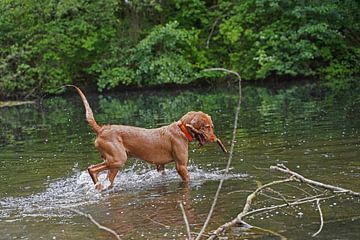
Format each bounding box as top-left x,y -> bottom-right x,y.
190,115 -> 202,130
181,111 -> 198,127
181,111 -> 212,130
185,124 -> 201,134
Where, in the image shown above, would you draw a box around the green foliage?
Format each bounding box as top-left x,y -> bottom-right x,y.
128,21 -> 199,86
0,0 -> 119,97
97,67 -> 135,90
215,0 -> 360,80
94,21 -> 205,90
0,0 -> 359,97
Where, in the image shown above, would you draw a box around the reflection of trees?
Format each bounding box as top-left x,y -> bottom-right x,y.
1,82 -> 358,149
96,89 -> 237,128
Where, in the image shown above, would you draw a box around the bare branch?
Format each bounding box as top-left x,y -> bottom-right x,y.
271,164 -> 360,197
207,162 -> 360,239
140,213 -> 170,229
312,199 -> 324,237
206,18 -> 220,48
64,208 -> 121,240
208,195 -> 334,239
195,68 -> 242,240
179,202 -> 192,240
244,195 -> 334,218
207,178 -> 294,239
241,178 -> 294,215
266,187 -> 293,205
250,224 -> 288,240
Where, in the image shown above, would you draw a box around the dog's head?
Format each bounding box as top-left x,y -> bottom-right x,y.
180,111 -> 227,152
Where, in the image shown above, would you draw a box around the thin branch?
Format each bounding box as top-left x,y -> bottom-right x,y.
206,18 -> 220,48
266,187 -> 293,205
228,189 -> 291,202
207,177 -> 294,239
65,208 -> 121,240
271,164 -> 360,197
250,224 -> 288,240
208,163 -> 360,238
249,194 -> 326,218
312,199 -> 324,237
285,182 -> 314,197
306,183 -> 325,194
196,179 -> 224,240
195,68 -> 242,240
179,202 -> 192,240
204,68 -> 241,173
142,214 -> 170,229
244,195 -> 334,218
241,178 -> 294,215
208,195 -> 334,239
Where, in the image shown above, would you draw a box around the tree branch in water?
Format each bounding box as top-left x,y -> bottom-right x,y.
271,164 -> 360,196
195,68 -> 242,240
65,207 -> 122,240
207,164 -> 359,239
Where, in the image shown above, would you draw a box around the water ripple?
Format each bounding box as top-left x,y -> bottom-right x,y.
0,164 -> 246,220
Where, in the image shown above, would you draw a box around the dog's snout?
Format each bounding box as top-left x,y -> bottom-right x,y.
208,134 -> 217,142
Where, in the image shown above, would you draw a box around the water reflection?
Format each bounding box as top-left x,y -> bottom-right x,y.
0,82 -> 359,239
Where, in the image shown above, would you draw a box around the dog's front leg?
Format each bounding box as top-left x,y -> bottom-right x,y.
172,140 -> 190,182
176,163 -> 190,182
156,164 -> 165,175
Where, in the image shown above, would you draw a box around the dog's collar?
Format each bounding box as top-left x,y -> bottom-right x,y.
177,121 -> 193,142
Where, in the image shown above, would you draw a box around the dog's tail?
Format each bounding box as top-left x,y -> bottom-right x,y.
65,85 -> 101,134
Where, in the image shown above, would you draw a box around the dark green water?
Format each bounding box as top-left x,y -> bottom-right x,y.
0,82 -> 359,239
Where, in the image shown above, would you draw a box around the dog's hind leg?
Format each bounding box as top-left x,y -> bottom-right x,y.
103,142 -> 127,190
88,162 -> 108,191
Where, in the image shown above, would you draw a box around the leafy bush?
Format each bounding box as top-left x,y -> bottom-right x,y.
0,0 -> 118,97
128,21 -> 200,86
215,0 -> 360,80
95,21 -> 203,90
0,0 -> 359,97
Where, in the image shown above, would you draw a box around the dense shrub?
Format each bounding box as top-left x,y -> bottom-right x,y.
0,0 -> 359,97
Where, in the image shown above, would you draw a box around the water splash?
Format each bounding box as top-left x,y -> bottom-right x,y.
0,164 -> 247,220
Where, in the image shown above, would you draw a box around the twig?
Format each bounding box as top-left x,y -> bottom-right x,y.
142,214 -> 170,229
204,68 -> 241,173
244,195 -> 334,218
206,18 -> 220,48
266,187 -> 292,205
208,163 -> 360,238
250,224 -> 288,240
195,68 -> 242,240
179,202 -> 192,240
306,183 -> 325,194
285,182 -> 313,197
208,195 -> 334,239
271,164 -> 360,197
249,194 -> 326,218
65,207 -> 121,240
241,178 -> 294,215
207,177 -> 294,239
228,189 -> 287,202
312,199 -> 324,237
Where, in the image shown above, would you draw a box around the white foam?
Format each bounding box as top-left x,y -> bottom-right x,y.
0,164 -> 247,220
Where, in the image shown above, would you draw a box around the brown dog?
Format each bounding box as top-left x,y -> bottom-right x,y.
67,85 -> 227,191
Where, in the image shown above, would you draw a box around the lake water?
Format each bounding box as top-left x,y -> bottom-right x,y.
0,82 -> 359,239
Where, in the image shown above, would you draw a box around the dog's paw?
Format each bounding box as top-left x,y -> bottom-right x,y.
94,182 -> 104,192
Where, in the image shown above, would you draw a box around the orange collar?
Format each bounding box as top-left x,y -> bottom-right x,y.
178,121 -> 193,142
